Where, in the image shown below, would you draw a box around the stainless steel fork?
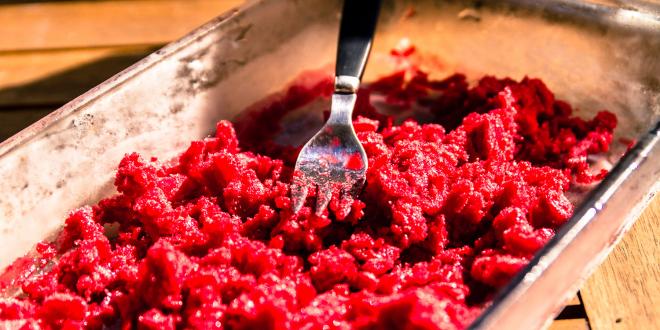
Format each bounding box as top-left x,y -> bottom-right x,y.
290,0 -> 381,215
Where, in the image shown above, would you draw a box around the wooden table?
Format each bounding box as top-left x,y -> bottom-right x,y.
0,1 -> 657,329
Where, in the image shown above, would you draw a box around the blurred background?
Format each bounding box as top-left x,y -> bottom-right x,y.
0,1 -> 657,329
0,0 -> 241,141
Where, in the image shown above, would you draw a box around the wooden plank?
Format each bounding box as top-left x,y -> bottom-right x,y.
0,0 -> 243,51
548,319 -> 590,330
581,193 -> 660,330
0,45 -> 156,106
0,108 -> 54,141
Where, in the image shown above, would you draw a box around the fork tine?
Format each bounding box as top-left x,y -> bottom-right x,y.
347,178 -> 366,198
315,184 -> 332,216
337,188 -> 354,217
291,183 -> 308,214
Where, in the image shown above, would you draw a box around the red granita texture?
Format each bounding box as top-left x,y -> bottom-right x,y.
0,61 -> 616,329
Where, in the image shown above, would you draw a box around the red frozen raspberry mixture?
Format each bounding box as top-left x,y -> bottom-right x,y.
0,63 -> 616,329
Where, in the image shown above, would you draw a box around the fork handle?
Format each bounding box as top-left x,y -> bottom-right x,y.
335,0 -> 382,93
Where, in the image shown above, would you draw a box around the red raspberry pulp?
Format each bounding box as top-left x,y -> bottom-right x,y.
0,65 -> 616,329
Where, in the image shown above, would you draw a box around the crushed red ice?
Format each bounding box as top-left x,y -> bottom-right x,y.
0,58 -> 616,329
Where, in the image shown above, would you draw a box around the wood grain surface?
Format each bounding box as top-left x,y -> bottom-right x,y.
581,193 -> 660,330
0,0 -> 243,51
548,319 -> 590,330
0,45 -> 157,107
0,1 -> 658,329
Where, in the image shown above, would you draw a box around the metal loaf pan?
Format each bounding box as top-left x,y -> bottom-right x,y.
0,0 -> 658,328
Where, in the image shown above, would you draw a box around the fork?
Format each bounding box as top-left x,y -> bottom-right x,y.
291,0 -> 382,215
